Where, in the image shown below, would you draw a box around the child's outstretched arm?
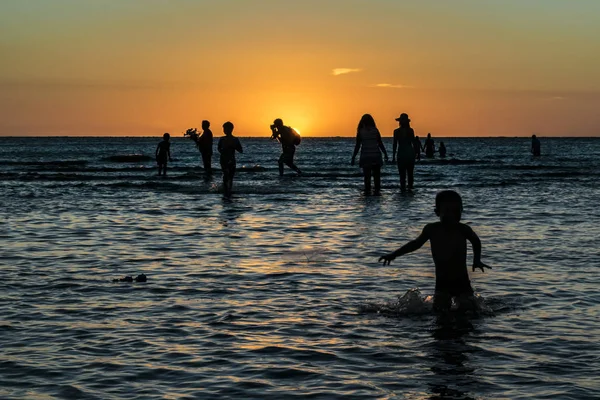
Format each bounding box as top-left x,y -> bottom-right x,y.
379,225 -> 430,265
464,225 -> 492,272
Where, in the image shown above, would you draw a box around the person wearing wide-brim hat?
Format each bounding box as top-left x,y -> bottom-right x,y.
392,113 -> 416,191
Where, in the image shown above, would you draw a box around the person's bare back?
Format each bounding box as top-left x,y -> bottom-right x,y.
379,190 -> 491,312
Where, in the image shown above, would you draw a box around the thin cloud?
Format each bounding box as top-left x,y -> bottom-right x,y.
372,83 -> 412,89
332,68 -> 362,76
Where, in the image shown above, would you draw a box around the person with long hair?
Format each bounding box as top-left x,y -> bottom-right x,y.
392,113 -> 416,191
351,114 -> 388,195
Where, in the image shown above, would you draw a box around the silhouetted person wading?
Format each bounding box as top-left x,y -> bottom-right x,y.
393,113 -> 416,191
531,134 -> 541,156
218,121 -> 243,197
351,114 -> 388,195
270,118 -> 302,176
197,120 -> 213,175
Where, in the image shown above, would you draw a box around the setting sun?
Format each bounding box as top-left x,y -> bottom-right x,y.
1,1 -> 599,137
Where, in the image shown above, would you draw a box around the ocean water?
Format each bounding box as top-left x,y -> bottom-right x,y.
1,136 -> 599,399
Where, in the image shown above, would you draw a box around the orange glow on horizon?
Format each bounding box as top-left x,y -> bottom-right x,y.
1,1 -> 600,137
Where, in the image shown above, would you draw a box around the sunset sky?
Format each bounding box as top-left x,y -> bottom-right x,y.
1,0 -> 599,137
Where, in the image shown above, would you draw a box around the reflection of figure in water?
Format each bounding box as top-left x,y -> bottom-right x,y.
439,141 -> 447,158
197,120 -> 213,175
413,135 -> 422,161
392,113 -> 416,191
218,121 -> 243,197
351,114 -> 388,195
155,133 -> 173,176
424,133 -> 436,158
379,190 -> 491,312
270,118 -> 301,176
531,134 -> 541,156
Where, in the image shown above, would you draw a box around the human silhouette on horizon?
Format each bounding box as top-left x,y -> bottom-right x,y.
218,121 -> 243,197
155,132 -> 173,176
439,141 -> 447,158
270,118 -> 302,176
392,113 -> 416,191
531,134 -> 541,156
413,135 -> 422,161
351,114 -> 388,195
379,190 -> 491,313
197,120 -> 213,175
424,133 -> 435,158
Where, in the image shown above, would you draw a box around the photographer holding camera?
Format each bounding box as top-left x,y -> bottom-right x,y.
185,120 -> 213,176
270,118 -> 302,176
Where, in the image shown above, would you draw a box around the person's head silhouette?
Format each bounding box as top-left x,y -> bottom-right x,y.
223,121 -> 234,136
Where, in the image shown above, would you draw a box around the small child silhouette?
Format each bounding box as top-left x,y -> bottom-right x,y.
156,132 -> 173,176
379,190 -> 491,312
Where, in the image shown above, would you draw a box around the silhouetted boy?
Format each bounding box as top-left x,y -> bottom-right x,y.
379,190 -> 491,312
218,121 -> 243,197
156,133 -> 173,176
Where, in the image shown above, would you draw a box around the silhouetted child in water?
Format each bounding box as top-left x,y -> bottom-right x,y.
218,121 -> 243,197
379,190 -> 491,312
156,133 -> 173,176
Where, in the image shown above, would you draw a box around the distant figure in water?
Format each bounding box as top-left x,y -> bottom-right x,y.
378,190 -> 491,313
218,121 -> 243,197
439,141 -> 447,158
531,134 -> 541,156
155,133 -> 173,176
413,135 -> 422,161
392,113 -> 416,191
270,118 -> 302,176
351,114 -> 388,195
197,120 -> 213,175
424,133 -> 435,158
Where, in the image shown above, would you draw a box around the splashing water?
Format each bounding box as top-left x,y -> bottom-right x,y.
360,288 -> 495,317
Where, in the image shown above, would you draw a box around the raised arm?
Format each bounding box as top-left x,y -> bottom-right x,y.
379,225 -> 431,265
351,133 -> 361,165
463,224 -> 491,272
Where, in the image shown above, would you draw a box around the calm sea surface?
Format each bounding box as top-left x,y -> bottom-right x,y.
1,136 -> 599,399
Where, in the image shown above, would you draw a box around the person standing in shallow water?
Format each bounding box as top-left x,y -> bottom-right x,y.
531,134 -> 541,156
351,114 -> 388,195
197,120 -> 213,175
392,113 -> 416,191
424,133 -> 436,158
218,122 -> 243,197
155,133 -> 173,176
270,118 -> 301,176
378,190 -> 492,313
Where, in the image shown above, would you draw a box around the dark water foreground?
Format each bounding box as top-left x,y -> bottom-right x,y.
1,137 -> 599,399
